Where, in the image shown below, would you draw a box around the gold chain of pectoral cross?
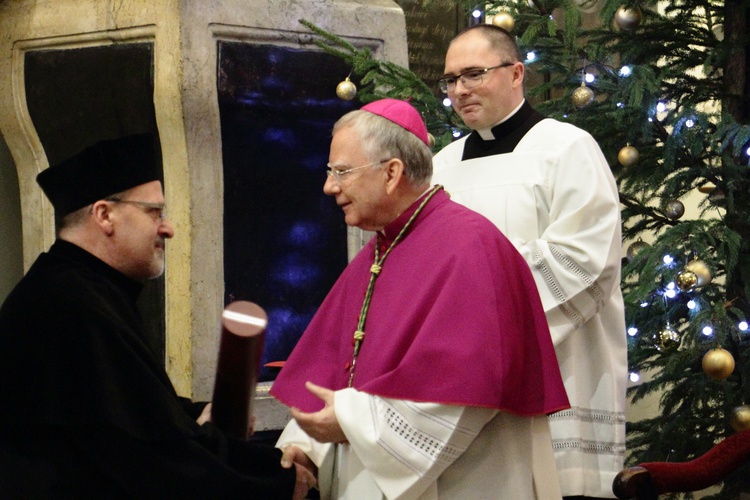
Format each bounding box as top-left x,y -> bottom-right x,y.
346,185 -> 442,387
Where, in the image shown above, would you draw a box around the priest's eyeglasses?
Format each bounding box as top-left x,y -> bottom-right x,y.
106,198 -> 167,221
326,159 -> 390,186
438,62 -> 515,94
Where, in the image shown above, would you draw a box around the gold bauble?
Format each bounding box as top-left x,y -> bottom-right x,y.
675,270 -> 698,292
702,348 -> 735,381
618,145 -> 640,167
729,405 -> 750,432
685,259 -> 711,287
615,6 -> 643,31
664,199 -> 685,220
427,133 -> 436,149
336,77 -> 357,101
491,11 -> 515,32
653,326 -> 680,352
572,83 -> 595,108
626,238 -> 650,261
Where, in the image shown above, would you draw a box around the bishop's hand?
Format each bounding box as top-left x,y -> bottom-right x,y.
290,382 -> 348,444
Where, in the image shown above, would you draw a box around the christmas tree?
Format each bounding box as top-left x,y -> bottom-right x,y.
299,0 -> 750,494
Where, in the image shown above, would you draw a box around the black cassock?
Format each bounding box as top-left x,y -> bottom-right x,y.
0,240 -> 294,498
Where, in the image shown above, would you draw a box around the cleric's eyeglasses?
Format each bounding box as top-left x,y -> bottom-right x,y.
326,159 -> 390,186
106,198 -> 167,221
438,62 -> 516,93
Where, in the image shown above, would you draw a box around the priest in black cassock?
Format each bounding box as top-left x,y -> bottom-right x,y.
0,134 -> 314,498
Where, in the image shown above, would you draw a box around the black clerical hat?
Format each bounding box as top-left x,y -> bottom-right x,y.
37,133 -> 161,216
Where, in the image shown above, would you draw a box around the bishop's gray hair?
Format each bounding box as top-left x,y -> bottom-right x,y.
333,110 -> 433,186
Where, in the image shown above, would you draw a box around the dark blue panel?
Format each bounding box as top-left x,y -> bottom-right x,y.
218,41 -> 357,381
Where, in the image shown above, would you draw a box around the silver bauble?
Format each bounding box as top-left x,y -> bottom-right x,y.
626,238 -> 650,261
664,200 -> 685,220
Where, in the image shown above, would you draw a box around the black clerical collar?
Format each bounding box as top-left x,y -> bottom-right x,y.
476,100 -> 526,140
461,101 -> 546,161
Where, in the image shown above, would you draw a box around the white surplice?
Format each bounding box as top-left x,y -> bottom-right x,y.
277,388 -> 561,499
433,117 -> 627,497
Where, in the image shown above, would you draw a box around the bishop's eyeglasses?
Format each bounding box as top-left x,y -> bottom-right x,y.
438,62 -> 516,94
326,159 -> 390,186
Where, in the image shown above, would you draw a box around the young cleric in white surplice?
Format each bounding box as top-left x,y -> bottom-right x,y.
433,24 -> 628,499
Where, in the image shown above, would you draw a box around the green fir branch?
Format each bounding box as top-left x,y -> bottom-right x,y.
298,19 -> 466,149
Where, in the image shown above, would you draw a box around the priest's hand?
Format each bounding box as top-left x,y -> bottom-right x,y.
290,382 -> 347,443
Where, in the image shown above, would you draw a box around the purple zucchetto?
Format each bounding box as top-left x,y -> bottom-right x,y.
361,99 -> 429,146
37,133 -> 161,216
